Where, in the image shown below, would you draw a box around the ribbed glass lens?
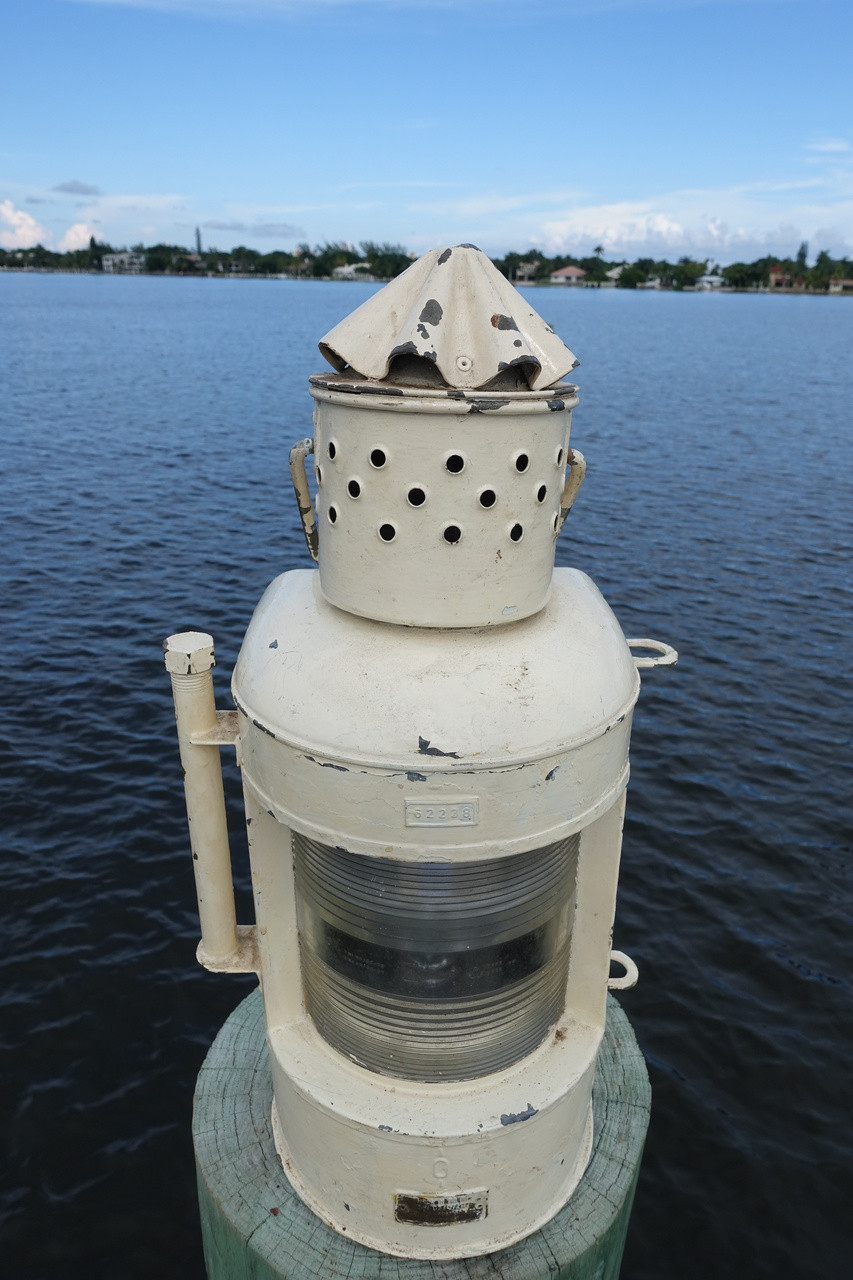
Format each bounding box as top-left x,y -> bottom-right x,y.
294,834 -> 579,1081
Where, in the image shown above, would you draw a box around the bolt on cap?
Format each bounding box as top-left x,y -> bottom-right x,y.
164,631 -> 215,675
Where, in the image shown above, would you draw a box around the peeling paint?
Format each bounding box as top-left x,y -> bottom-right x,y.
500,1103 -> 538,1125
418,736 -> 460,759
406,771 -> 428,782
304,754 -> 349,773
419,298 -> 443,326
490,313 -> 519,332
390,340 -> 420,359
268,640 -> 278,649
437,247 -> 452,264
467,398 -> 510,413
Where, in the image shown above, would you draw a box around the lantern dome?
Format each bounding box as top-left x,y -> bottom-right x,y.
318,245 -> 579,391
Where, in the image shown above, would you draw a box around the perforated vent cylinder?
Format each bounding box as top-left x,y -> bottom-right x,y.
308,377 -> 579,628
294,834 -> 580,1081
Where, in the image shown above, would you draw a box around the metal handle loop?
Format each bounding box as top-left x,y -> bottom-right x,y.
608,950 -> 639,990
289,438 -> 319,562
626,638 -> 679,669
556,448 -> 586,534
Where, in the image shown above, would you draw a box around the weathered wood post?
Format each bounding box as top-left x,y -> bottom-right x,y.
165,245 -> 676,1278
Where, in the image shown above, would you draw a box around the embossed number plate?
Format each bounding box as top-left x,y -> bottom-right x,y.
394,1190 -> 488,1226
404,798 -> 479,828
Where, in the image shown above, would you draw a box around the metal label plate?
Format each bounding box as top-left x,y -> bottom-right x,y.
394,1190 -> 488,1226
404,798 -> 479,828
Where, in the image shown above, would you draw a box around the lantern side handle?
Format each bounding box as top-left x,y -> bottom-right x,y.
556,448 -> 586,534
627,638 -> 678,669
608,950 -> 639,990
289,437 -> 319,562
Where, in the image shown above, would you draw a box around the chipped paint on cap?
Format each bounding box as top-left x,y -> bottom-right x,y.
318,245 -> 579,391
164,631 -> 216,675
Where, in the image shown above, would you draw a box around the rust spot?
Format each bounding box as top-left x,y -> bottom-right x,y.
490,313 -> 519,331
554,1027 -> 566,1042
270,1207 -> 279,1216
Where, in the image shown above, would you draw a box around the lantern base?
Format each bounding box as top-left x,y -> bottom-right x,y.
194,988 -> 650,1278
265,1011 -> 597,1259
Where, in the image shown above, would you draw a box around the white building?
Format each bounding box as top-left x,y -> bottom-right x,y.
549,264 -> 586,286
332,262 -> 375,281
102,251 -> 145,274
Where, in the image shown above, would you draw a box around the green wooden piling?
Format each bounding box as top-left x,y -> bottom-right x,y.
193,989 -> 650,1280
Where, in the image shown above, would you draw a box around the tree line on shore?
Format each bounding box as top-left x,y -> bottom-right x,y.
2,235 -> 851,291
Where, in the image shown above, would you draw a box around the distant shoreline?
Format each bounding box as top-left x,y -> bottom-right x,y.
1,266 -> 849,296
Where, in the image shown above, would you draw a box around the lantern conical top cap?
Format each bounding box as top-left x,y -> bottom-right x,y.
318,244 -> 579,391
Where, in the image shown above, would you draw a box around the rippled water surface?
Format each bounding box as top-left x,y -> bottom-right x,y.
2,274 -> 850,1279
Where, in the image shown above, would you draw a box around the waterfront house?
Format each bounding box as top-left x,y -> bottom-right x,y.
768,266 -> 806,291
549,265 -> 586,285
332,262 -> 375,281
102,251 -> 145,274
828,277 -> 853,294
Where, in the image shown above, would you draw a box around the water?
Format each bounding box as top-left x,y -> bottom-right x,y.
1,274 -> 850,1279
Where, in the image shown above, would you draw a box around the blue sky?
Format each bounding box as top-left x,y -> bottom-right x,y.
2,0 -> 851,263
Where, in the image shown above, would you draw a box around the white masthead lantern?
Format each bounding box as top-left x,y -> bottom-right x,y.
165,245 -> 676,1260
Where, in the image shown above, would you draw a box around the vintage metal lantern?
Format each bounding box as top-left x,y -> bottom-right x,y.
165,246 -> 676,1260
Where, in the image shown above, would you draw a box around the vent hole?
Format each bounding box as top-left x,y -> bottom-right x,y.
553,513 -> 559,531
379,523 -> 396,542
557,448 -> 564,466
407,487 -> 426,506
515,453 -> 529,473
446,454 -> 465,474
328,506 -> 338,524
316,465 -> 323,485
537,485 -> 547,503
479,489 -> 497,508
510,523 -> 524,542
370,448 -> 387,468
443,524 -> 462,544
347,479 -> 361,499
328,441 -> 337,460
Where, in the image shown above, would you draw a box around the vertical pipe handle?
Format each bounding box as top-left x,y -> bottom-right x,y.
164,632 -> 239,965
289,438 -> 319,562
556,448 -> 586,534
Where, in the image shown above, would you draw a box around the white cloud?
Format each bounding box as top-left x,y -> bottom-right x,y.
0,199 -> 48,249
58,222 -> 96,251
402,167 -> 853,263
808,139 -> 850,154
